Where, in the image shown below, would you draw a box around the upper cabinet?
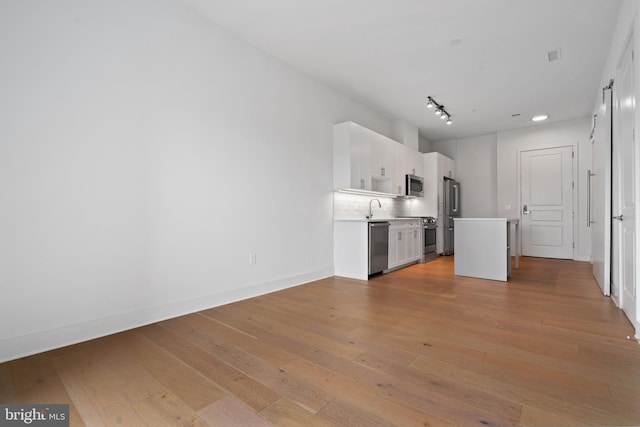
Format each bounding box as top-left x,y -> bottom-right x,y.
334,122 -> 370,191
439,155 -> 455,180
333,121 -> 425,197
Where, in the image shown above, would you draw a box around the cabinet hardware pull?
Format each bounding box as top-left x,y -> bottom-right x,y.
587,170 -> 595,227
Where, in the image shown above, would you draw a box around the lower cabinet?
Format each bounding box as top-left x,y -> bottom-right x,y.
388,220 -> 421,270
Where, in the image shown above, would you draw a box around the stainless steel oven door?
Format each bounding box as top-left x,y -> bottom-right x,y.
423,224 -> 437,261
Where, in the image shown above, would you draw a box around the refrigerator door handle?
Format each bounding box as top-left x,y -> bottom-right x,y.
452,184 -> 458,213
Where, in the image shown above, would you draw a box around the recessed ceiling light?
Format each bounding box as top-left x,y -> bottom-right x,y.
531,114 -> 549,122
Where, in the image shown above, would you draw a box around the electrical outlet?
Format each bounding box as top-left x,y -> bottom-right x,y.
249,252 -> 256,265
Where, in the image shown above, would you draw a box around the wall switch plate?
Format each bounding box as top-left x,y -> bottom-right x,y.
249,252 -> 256,265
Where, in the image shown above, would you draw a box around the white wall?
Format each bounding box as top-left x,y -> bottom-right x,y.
0,0 -> 395,362
496,117 -> 592,261
431,134 -> 498,218
391,119 -> 419,151
418,136 -> 432,154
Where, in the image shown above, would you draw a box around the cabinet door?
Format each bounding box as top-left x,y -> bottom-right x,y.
444,156 -> 454,179
412,151 -> 424,178
395,144 -> 411,195
350,124 -> 372,190
388,228 -> 399,268
371,134 -> 394,193
411,227 -> 421,261
371,133 -> 386,178
397,229 -> 408,264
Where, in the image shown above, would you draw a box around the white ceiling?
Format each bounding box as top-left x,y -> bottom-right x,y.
178,0 -> 622,142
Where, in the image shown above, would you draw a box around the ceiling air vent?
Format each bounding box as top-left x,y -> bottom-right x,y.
547,48 -> 562,62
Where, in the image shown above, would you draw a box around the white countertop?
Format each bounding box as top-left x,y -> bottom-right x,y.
454,217 -> 519,223
334,217 -> 422,222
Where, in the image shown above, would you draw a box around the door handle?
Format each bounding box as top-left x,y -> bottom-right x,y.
613,214 -> 624,221
587,170 -> 595,227
523,204 -> 531,215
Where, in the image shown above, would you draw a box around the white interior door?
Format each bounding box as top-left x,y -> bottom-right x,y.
614,38 -> 637,329
591,90 -> 612,296
521,146 -> 574,259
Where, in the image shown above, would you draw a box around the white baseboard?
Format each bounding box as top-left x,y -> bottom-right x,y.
0,268 -> 333,363
574,255 -> 591,262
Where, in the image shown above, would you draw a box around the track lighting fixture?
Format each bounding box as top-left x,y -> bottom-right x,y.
426,96 -> 452,126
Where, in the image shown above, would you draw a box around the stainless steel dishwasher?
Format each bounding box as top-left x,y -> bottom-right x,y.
368,222 -> 389,275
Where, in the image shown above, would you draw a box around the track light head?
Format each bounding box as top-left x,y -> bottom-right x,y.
426,96 -> 453,127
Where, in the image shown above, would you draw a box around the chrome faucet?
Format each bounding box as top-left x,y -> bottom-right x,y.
367,198 -> 381,219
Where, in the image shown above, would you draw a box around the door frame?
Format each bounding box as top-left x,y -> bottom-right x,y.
516,143 -> 578,260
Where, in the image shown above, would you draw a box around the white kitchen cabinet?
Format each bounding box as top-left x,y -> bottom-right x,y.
406,148 -> 424,178
334,220 -> 369,280
334,121 -> 425,197
393,144 -> 409,196
334,122 -> 373,191
410,226 -> 421,260
388,220 -> 421,270
392,144 -> 425,197
371,132 -> 396,194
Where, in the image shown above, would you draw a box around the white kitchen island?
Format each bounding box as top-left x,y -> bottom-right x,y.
454,218 -> 519,282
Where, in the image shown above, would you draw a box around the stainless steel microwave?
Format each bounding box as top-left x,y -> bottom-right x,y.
406,174 -> 424,197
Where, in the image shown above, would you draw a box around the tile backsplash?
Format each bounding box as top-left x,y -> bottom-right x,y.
333,192 -> 414,219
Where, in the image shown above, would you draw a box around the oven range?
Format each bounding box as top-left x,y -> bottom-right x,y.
421,217 -> 438,263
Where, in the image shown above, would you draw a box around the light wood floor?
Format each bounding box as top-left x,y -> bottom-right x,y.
1,256 -> 639,426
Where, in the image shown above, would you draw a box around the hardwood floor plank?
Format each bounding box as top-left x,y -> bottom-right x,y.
166,313 -> 298,368
258,330 -> 370,381
198,396 -> 270,426
224,300 -> 364,360
121,330 -> 226,411
53,349 -> 148,426
354,350 -> 522,423
74,335 -> 166,404
8,353 -> 59,393
11,369 -> 86,427
138,323 -> 279,412
358,369 -> 520,427
131,391 -> 208,427
518,405 -> 584,427
410,354 -> 629,426
159,314 -> 334,413
284,358 -> 456,426
258,397 -> 334,427
316,397 -> 397,427
481,352 -> 611,399
0,362 -> 19,403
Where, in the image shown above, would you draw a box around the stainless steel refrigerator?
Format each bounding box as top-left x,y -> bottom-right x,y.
442,178 -> 461,255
